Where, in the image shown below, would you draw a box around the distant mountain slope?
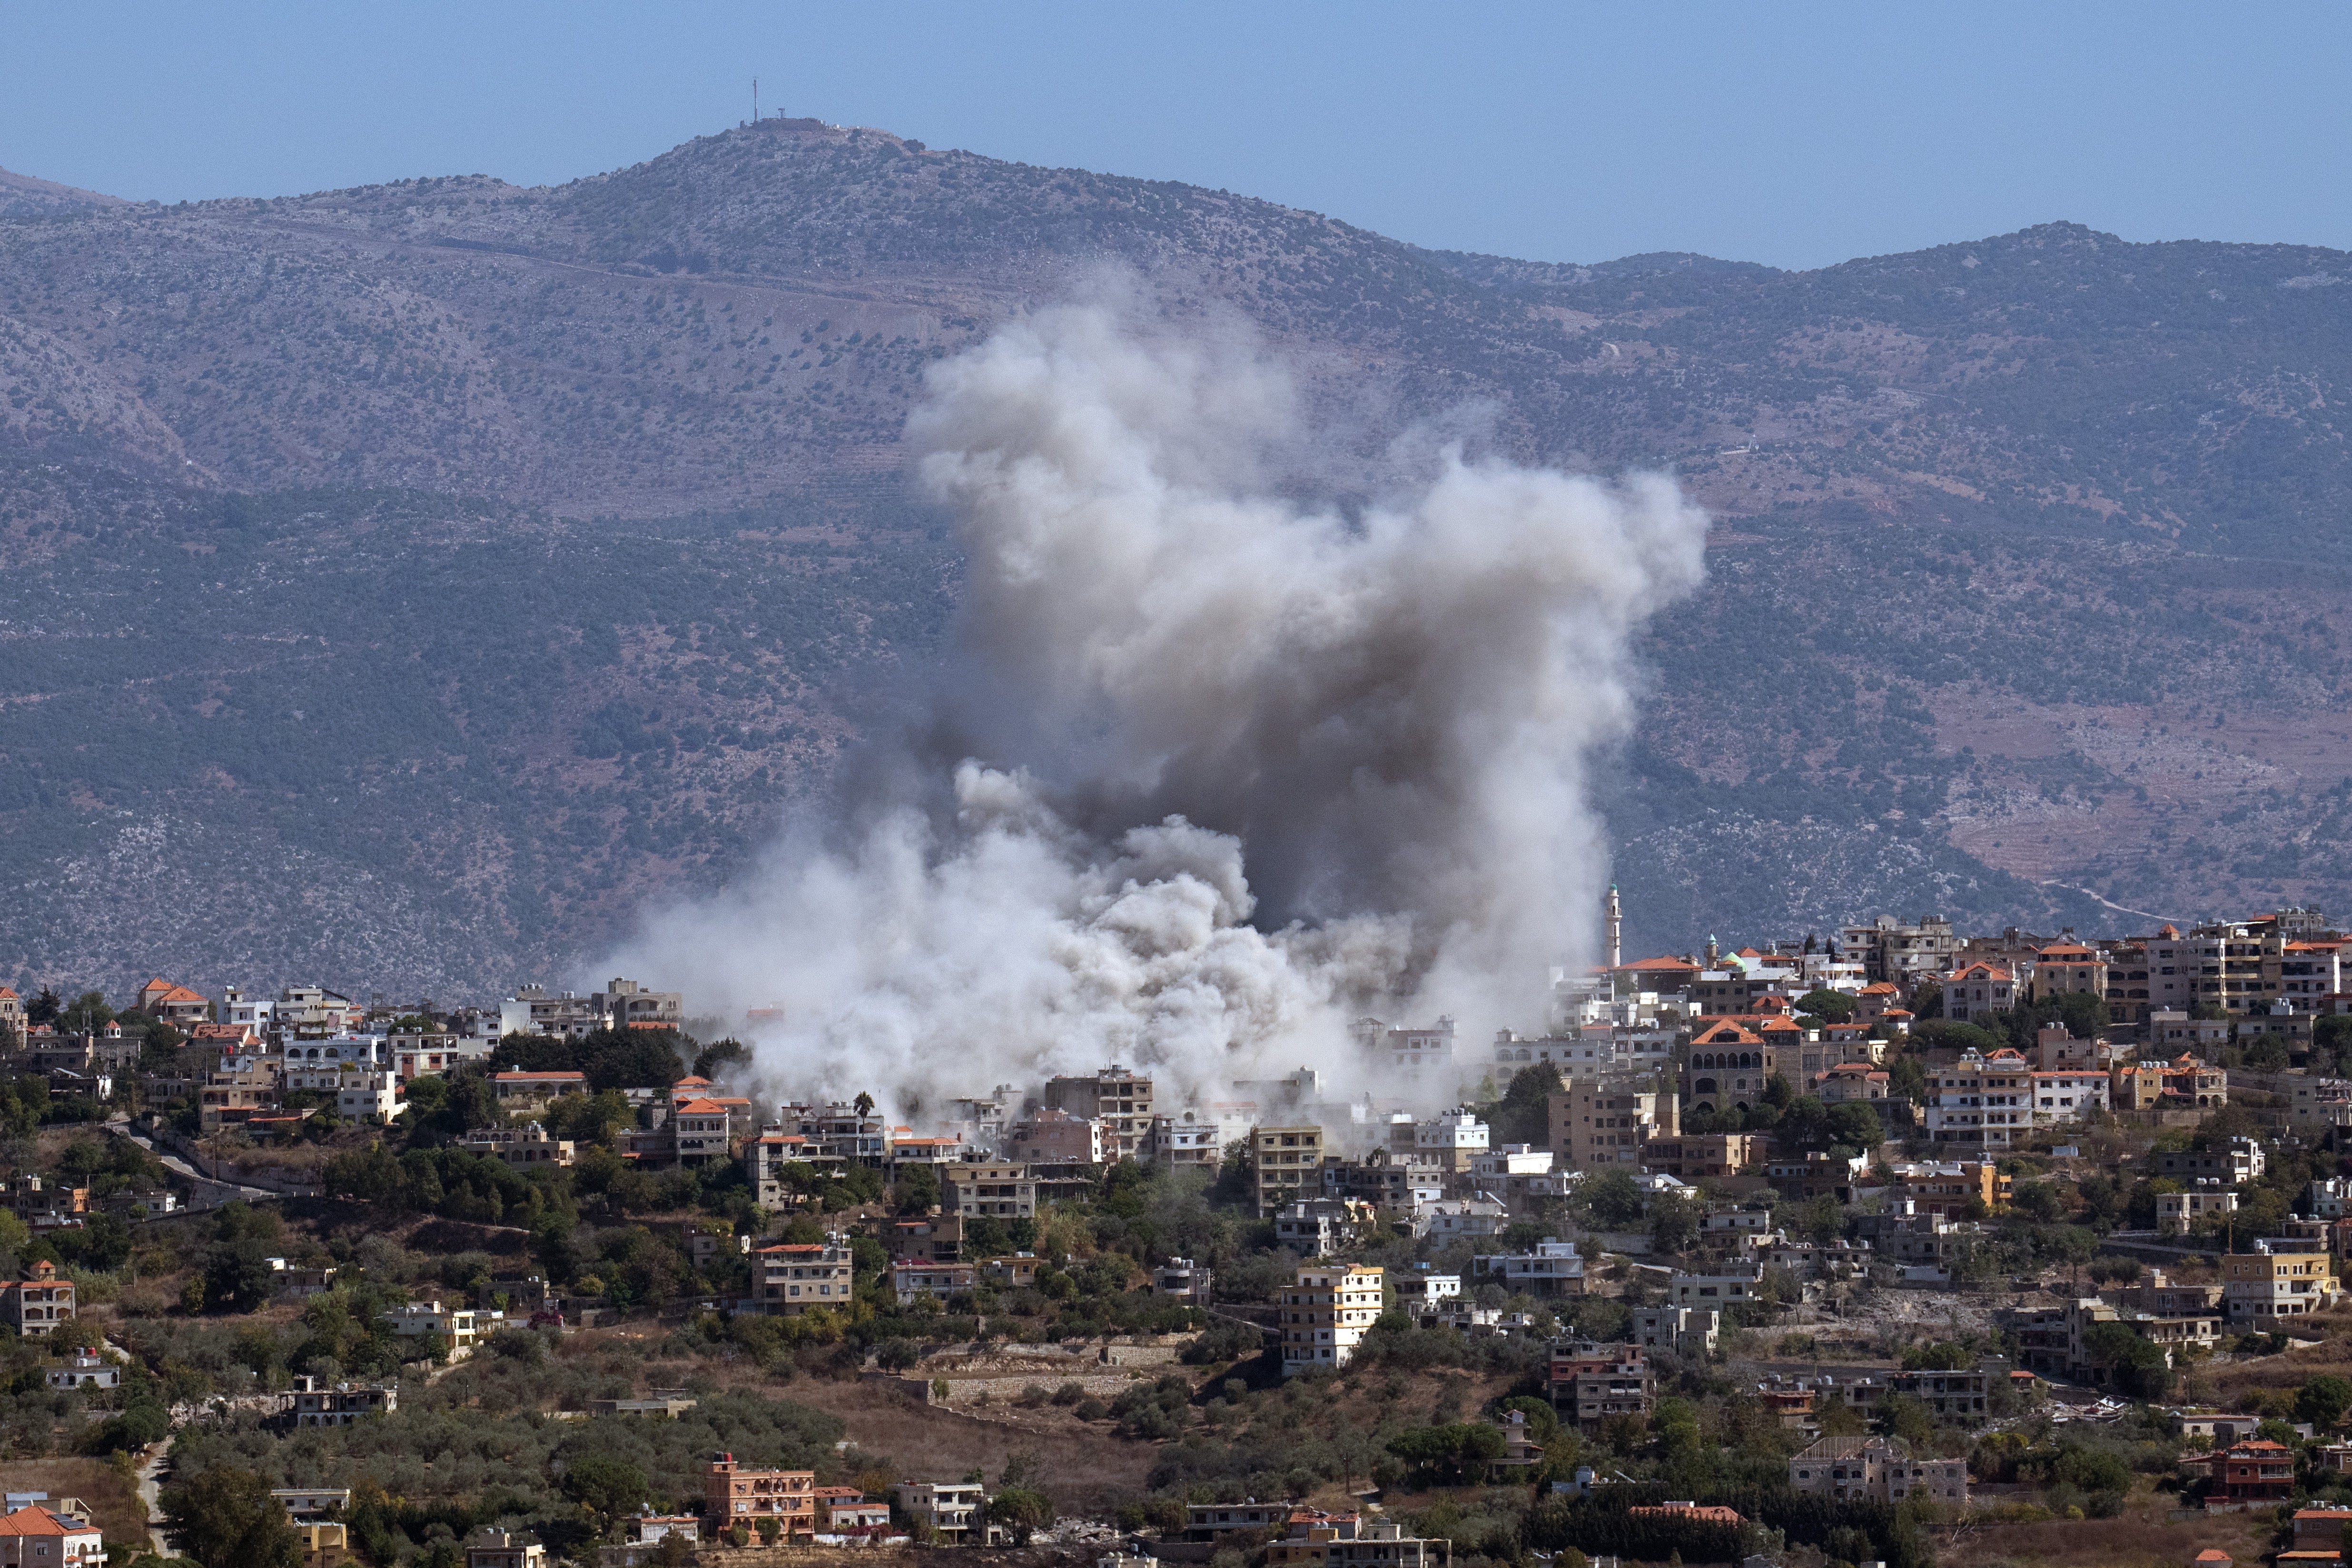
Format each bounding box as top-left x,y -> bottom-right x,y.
0,164 -> 128,219
0,124 -> 2347,995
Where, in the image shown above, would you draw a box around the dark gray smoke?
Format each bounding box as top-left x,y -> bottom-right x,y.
609,305 -> 1708,1109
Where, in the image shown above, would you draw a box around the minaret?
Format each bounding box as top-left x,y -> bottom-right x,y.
1605,884 -> 1622,971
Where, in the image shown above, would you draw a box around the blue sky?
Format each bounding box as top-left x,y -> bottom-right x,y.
5,1 -> 2347,270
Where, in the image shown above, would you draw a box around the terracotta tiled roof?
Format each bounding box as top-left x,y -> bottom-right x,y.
0,1505 -> 92,1538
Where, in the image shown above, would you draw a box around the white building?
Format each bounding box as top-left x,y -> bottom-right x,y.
1413,1196 -> 1507,1239
1279,1262 -> 1384,1376
2031,1069 -> 2109,1123
1471,1144 -> 1554,1180
1483,1238 -> 1586,1299
1923,1048 -> 2035,1151
889,1483 -> 988,1546
1668,1263 -> 1765,1310
1363,1016 -> 1458,1075
337,1071 -> 400,1124
2157,1189 -> 2239,1237
1415,1108 -> 1490,1171
383,1299 -> 495,1355
1630,1304 -> 1720,1357
44,1348 -> 118,1390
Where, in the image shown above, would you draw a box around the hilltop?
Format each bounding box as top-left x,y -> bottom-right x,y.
2,122 -> 2350,991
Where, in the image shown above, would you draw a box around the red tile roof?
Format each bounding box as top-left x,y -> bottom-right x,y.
0,1504 -> 96,1539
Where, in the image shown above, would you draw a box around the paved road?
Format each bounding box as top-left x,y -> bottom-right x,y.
102,1117 -> 274,1207
133,1439 -> 171,1557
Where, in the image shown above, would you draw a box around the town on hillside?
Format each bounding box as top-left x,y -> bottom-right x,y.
9,906 -> 2352,1567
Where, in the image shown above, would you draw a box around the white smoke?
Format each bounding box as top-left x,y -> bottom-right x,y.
607,305 -> 1708,1114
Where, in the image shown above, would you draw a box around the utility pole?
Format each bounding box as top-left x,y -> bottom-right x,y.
752,78 -> 758,124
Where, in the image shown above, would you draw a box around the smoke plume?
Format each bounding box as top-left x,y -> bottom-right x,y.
608,305 -> 1708,1112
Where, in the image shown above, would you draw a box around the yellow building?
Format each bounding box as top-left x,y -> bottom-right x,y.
1250,1125 -> 1325,1215
2224,1247 -> 2341,1328
297,1521 -> 354,1568
1280,1262 -> 1383,1377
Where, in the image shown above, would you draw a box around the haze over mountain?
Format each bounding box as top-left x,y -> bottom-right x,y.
4,118 -> 2350,1000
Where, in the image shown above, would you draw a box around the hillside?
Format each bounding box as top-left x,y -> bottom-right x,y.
3,119 -> 2350,994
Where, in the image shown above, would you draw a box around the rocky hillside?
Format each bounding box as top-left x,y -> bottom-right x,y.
2,120 -> 2348,994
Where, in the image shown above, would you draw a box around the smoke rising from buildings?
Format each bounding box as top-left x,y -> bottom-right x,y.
608,304 -> 1709,1112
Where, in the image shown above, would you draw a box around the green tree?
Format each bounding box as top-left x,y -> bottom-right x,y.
1577,1168 -> 1644,1229
161,1467 -> 300,1568
987,1487 -> 1056,1546
1795,988 -> 1857,1023
692,1036 -> 751,1080
1649,1192 -> 1701,1255
2299,1375 -> 2352,1431
2082,1321 -> 2170,1399
561,1452 -> 652,1522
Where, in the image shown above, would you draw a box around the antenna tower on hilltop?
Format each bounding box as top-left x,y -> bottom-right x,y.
752,78 -> 758,124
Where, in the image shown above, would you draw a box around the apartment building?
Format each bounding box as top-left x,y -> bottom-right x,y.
2155,1141 -> 2264,1184
1788,1436 -> 1968,1506
1548,1084 -> 1671,1170
1668,1264 -> 1764,1310
2031,1069 -> 2109,1122
1279,1262 -> 1384,1376
778,1102 -> 890,1165
2157,1190 -> 2239,1236
890,1482 -> 988,1546
942,1162 -> 1036,1219
1275,1198 -> 1375,1257
1482,1238 -> 1586,1299
491,1071 -> 587,1110
756,1239 -> 856,1315
1923,1048 -> 2034,1151
199,1056 -> 279,1133
2282,941 -> 2345,1003
1361,1016 -> 1459,1075
1840,914 -> 1962,988
1,1262 -> 75,1333
2192,1440 -> 2296,1503
1043,1067 -> 1154,1160
672,1098 -> 737,1168
1414,1107 -> 1489,1172
1640,1133 -> 1763,1181
1546,1343 -> 1655,1432
2173,922 -> 2288,1015
1941,963 -> 2017,1023
1006,1106 -> 1103,1167
704,1454 -> 815,1539
460,1123 -> 576,1168
1148,1110 -> 1224,1168
2029,941 -> 2106,1003
389,1032 -> 495,1083
2224,1243 -> 2342,1326
1251,1125 -> 1326,1214
290,1377 -> 396,1426
744,1132 -> 820,1206
1629,1305 -> 1721,1358
383,1300 -> 492,1354
1684,1022 -> 1771,1112
891,1260 -> 978,1304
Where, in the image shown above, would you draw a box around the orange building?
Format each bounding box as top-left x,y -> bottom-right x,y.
703,1452 -> 815,1538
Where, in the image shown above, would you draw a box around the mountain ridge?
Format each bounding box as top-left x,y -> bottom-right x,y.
1,124 -> 2347,997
